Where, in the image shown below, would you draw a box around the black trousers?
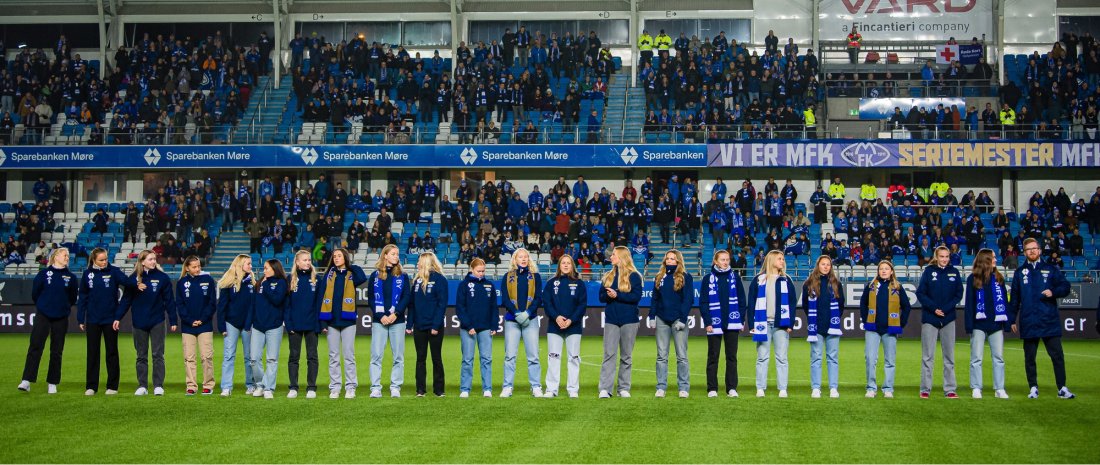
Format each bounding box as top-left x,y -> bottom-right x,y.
86,323 -> 120,391
413,329 -> 445,395
706,332 -> 739,392
288,330 -> 319,391
22,314 -> 68,384
250,237 -> 262,253
1023,336 -> 1067,389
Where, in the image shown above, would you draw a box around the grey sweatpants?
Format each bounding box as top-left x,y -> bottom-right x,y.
599,322 -> 638,393
920,322 -> 957,393
655,319 -> 690,391
133,322 -> 166,389
327,325 -> 358,391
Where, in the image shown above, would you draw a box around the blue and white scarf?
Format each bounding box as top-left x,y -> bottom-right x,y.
976,278 -> 1008,322
807,291 -> 843,342
706,268 -> 742,335
752,275 -> 790,342
372,271 -> 405,317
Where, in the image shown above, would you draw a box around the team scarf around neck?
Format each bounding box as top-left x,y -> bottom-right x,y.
506,268 -> 536,312
866,280 -> 902,334
976,277 -> 1008,322
320,268 -> 356,320
373,270 -> 404,317
807,286 -> 843,342
752,275 -> 790,342
706,267 -> 742,335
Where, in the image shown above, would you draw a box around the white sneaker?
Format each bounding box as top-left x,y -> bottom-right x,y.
483,390 -> 493,398
995,389 -> 1009,399
707,390 -> 718,398
17,380 -> 30,392
153,387 -> 165,396
105,389 -> 118,396
811,389 -> 821,398
1028,387 -> 1039,399
678,391 -> 689,398
568,391 -> 579,398
306,390 -> 317,399
245,386 -> 256,396
85,389 -> 95,396
263,390 -> 274,399
655,389 -> 666,398
1058,387 -> 1076,399
459,391 -> 470,398
618,390 -> 631,398
865,390 -> 877,398
778,390 -> 788,398
728,389 -> 739,398
134,387 -> 148,396
345,389 -> 356,399
756,389 -> 765,398
598,390 -> 610,399
47,384 -> 58,394
252,388 -> 264,397
972,388 -> 983,399
532,387 -> 544,398
390,388 -> 401,398
287,389 -> 298,399
369,389 -> 382,398
329,390 -> 340,399
830,388 -> 840,398
500,387 -> 513,398
542,391 -> 557,398
883,391 -> 894,399
221,389 -> 231,397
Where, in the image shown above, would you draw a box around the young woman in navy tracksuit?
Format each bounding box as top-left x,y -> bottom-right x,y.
650,249 -> 694,398
456,258 -> 497,397
18,248 -> 78,394
408,251 -> 449,397
217,254 -> 256,396
286,250 -> 321,399
598,246 -> 643,399
250,259 -> 288,398
697,249 -> 746,398
116,250 -> 176,396
964,249 -> 1011,399
746,250 -> 798,398
176,256 -> 218,396
367,243 -> 412,398
542,255 -> 587,398
860,259 -> 912,399
77,248 -> 142,396
802,255 -> 847,399
318,248 -> 369,399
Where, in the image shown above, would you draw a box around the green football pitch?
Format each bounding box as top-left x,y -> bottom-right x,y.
0,333 -> 1097,463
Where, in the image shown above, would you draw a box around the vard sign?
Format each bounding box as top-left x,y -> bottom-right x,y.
819,0 -> 993,41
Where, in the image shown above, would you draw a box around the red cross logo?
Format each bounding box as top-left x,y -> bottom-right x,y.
939,47 -> 956,63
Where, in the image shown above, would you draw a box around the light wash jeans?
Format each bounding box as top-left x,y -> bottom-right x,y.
249,327 -> 284,391
326,325 -> 358,391
755,323 -> 790,391
865,331 -> 898,392
460,330 -> 493,393
503,320 -> 542,390
655,318 -> 690,392
970,329 -> 1005,391
220,322 -> 254,391
545,333 -> 581,394
809,334 -> 841,390
370,322 -> 406,391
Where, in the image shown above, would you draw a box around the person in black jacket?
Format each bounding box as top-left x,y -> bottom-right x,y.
1010,238 -> 1074,399
18,248 -> 78,394
408,252 -> 449,397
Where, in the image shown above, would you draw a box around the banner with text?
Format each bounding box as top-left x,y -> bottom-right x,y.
819,0 -> 994,42
707,141 -> 1100,168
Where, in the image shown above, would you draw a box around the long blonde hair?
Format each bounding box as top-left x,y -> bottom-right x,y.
217,254 -> 254,292
760,250 -> 788,278
874,259 -> 902,292
132,249 -> 162,284
415,252 -> 444,293
601,246 -> 638,292
806,255 -> 840,298
655,249 -> 686,291
507,248 -> 538,275
179,256 -> 201,280
971,249 -> 1003,289
374,244 -> 403,280
289,250 -> 317,292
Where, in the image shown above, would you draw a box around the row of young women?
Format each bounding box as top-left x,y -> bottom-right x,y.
18,243 -> 1013,399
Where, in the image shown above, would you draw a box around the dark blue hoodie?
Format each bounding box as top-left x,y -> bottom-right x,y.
77,265 -> 138,326
650,266 -> 694,324
117,269 -> 177,330
964,274 -> 1012,335
542,275 -> 587,335
599,270 -> 643,326
456,273 -> 497,331
697,267 -> 746,331
217,275 -> 255,333
409,271 -> 448,331
317,265 -> 369,329
915,263 -> 964,327
800,274 -> 847,334
251,277 -> 288,332
859,278 -> 913,335
286,269 -> 321,332
31,266 -> 78,319
175,273 -> 217,335
501,266 -> 542,322
367,267 -> 412,324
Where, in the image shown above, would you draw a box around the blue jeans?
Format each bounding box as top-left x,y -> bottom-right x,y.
249,327 -> 284,391
503,320 -> 541,390
970,329 -> 1005,391
220,322 -> 254,391
809,335 -> 841,390
755,323 -> 790,390
369,322 -> 406,391
460,329 -> 493,393
865,332 -> 898,392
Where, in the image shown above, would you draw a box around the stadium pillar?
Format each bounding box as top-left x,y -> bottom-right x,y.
630,0 -> 638,88
451,0 -> 461,76
96,0 -> 107,76
272,0 -> 282,89
811,0 -> 819,53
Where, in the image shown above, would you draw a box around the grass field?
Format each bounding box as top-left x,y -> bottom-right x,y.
0,332 -> 1098,463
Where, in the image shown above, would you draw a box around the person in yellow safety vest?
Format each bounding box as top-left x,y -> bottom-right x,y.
655,29 -> 673,62
637,29 -> 654,68
999,103 -> 1016,139
803,104 -> 817,139
846,25 -> 863,64
828,177 -> 845,219
860,183 -> 877,201
931,182 -> 949,198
